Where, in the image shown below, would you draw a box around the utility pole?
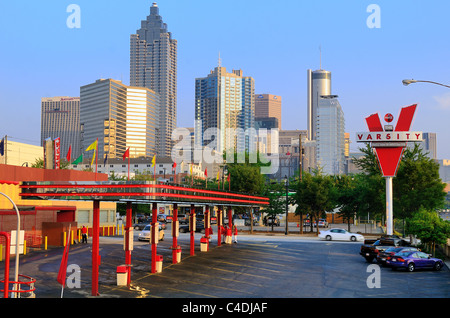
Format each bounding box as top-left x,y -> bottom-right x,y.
299,134 -> 302,181
299,134 -> 303,234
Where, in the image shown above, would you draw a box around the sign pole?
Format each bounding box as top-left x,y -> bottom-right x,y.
386,176 -> 394,235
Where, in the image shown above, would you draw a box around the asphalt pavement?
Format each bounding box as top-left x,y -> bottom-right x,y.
1,223 -> 449,302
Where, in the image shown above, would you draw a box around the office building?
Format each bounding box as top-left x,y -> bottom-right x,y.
195,66 -> 255,154
307,69 -> 331,141
80,79 -> 159,160
316,95 -> 345,175
41,96 -> 81,159
408,132 -> 437,159
255,94 -> 282,129
130,2 -> 177,156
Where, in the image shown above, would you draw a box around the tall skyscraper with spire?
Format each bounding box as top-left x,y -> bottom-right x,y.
130,2 -> 177,157
306,53 -> 345,175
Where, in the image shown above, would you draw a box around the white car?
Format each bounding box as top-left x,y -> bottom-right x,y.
318,228 -> 364,242
138,224 -> 165,241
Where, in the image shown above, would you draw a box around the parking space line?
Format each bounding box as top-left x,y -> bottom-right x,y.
168,266 -> 265,287
199,257 -> 282,274
164,286 -> 219,298
195,262 -> 272,279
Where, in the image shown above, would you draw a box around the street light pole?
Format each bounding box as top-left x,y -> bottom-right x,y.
402,79 -> 450,89
0,191 -> 21,297
284,175 -> 289,235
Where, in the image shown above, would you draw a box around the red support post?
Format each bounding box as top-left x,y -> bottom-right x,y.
125,201 -> 132,286
92,200 -> 100,296
172,203 -> 179,264
151,202 -> 157,273
205,205 -> 210,240
190,204 -> 195,256
217,206 -> 222,247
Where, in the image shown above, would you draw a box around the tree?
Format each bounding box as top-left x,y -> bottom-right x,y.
394,144 -> 446,219
352,144 -> 446,228
407,209 -> 450,256
31,157 -> 70,169
293,170 -> 336,234
263,182 -> 287,231
334,175 -> 360,231
225,151 -> 266,195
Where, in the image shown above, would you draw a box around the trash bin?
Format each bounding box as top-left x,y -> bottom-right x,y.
200,237 -> 209,252
116,266 -> 128,286
155,255 -> 163,273
175,247 -> 181,263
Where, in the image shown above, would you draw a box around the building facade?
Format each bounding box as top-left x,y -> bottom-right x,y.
80,79 -> 159,161
307,69 -> 331,141
195,66 -> 255,154
316,95 -> 345,175
255,94 -> 282,129
130,2 -> 177,157
41,96 -> 81,159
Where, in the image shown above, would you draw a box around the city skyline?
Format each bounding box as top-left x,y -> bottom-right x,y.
1,1 -> 450,159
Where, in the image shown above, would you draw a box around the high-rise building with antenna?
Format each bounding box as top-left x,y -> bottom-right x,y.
306,51 -> 345,175
130,2 -> 177,157
307,68 -> 331,141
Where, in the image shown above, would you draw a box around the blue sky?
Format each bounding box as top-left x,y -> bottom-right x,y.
1,0 -> 449,158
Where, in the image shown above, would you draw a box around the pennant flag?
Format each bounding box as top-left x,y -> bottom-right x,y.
190,164 -> 193,175
57,227 -> 72,288
85,139 -> 97,151
216,170 -> 220,190
104,154 -> 108,167
123,148 -> 130,161
205,168 -> 208,177
227,173 -> 230,182
90,150 -> 96,166
66,145 -> 72,162
151,155 -> 156,167
72,154 -> 83,165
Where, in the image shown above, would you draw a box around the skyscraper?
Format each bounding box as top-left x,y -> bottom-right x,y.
254,94 -> 282,129
80,79 -> 160,160
307,69 -> 331,141
41,96 -> 81,159
316,95 -> 345,175
195,66 -> 255,154
130,2 -> 177,157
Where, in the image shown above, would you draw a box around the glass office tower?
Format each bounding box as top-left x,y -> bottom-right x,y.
130,2 -> 177,157
195,66 -> 255,154
80,79 -> 160,160
307,69 -> 331,141
316,95 -> 345,175
41,96 -> 81,158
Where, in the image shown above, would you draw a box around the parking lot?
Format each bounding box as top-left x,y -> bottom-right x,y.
7,225 -> 449,302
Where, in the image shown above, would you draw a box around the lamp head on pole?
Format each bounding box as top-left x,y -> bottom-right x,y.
402,79 -> 417,86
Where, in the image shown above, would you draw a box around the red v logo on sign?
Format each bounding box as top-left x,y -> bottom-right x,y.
365,104 -> 417,177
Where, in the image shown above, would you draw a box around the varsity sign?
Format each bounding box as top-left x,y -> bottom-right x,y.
357,131 -> 422,144
356,104 -> 422,177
